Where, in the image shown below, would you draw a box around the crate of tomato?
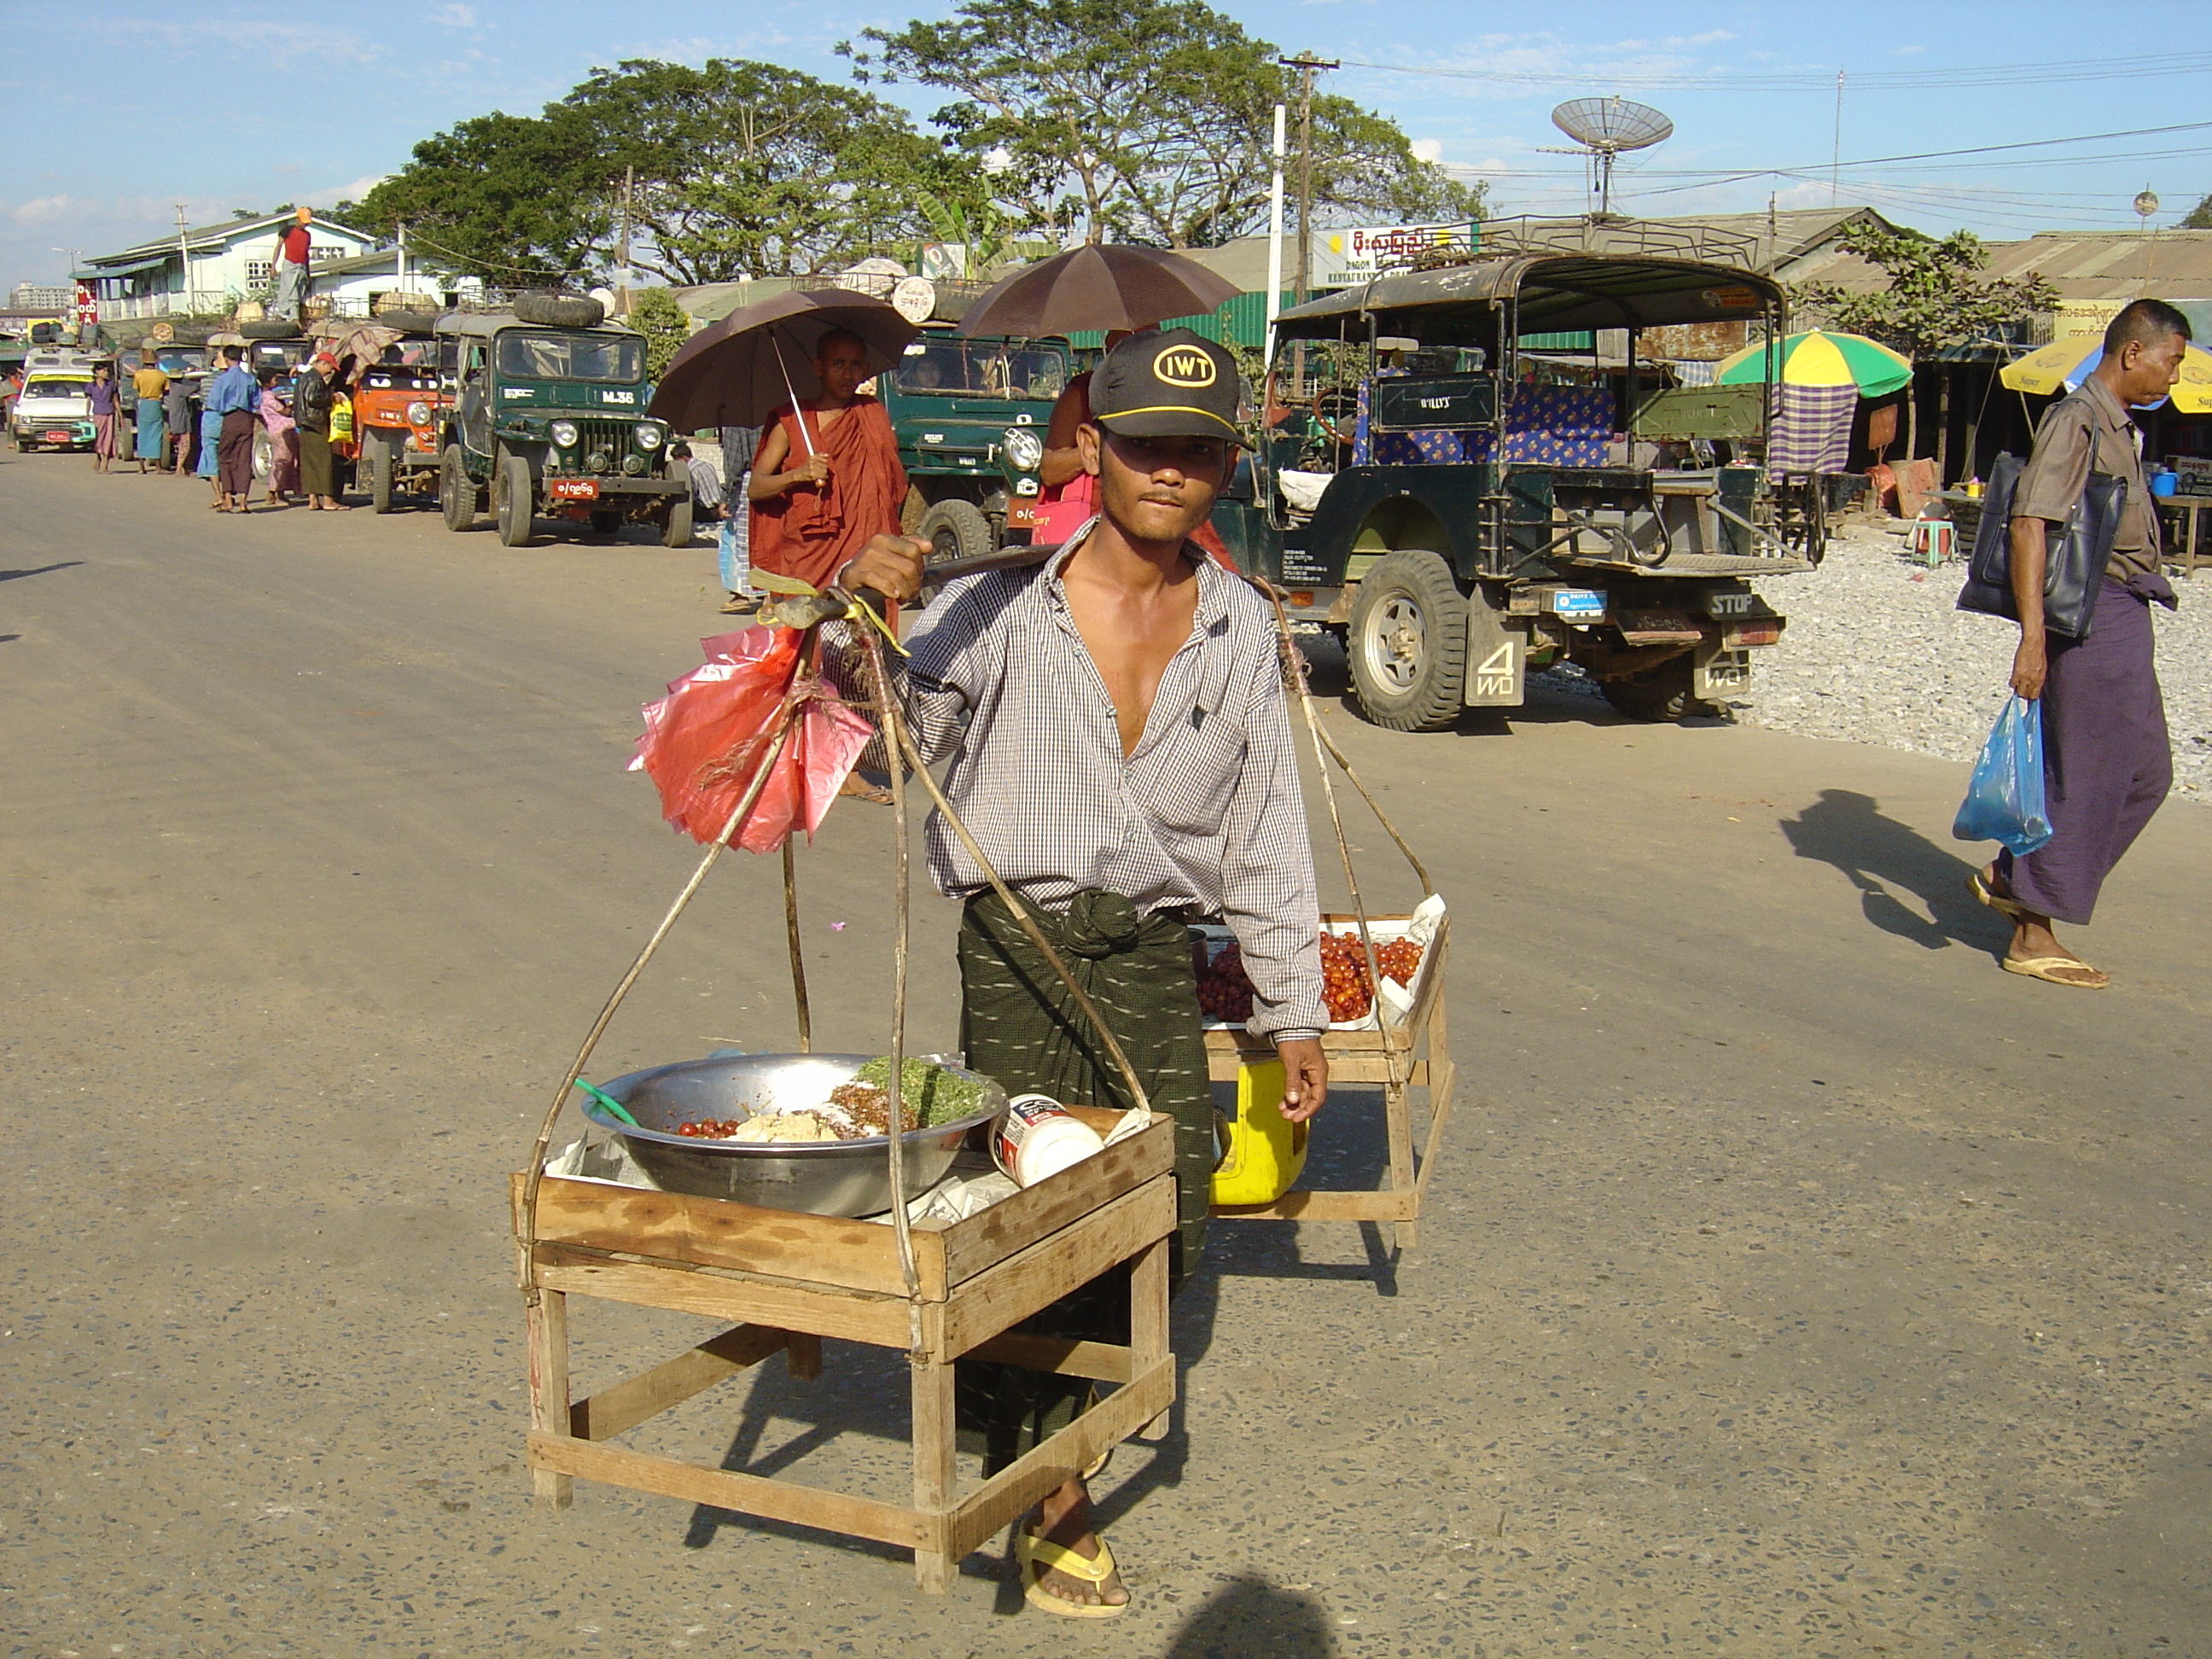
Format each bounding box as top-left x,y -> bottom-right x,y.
1190,894 -> 1445,1034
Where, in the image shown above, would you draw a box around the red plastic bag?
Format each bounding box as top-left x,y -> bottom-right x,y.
628,625 -> 875,852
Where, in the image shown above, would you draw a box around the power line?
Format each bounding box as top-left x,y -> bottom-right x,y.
1339,52 -> 2212,93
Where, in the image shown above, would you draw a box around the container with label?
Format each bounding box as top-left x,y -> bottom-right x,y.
993,1092 -> 1107,1187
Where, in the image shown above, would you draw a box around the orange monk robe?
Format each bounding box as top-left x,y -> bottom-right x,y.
748,398 -> 907,592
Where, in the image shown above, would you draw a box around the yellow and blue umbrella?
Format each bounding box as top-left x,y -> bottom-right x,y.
1713,329 -> 1913,397
1998,335 -> 2212,414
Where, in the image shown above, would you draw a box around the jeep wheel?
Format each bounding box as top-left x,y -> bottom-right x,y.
659,493 -> 695,549
1600,658 -> 1699,723
439,444 -> 477,531
1346,550 -> 1468,732
494,450 -> 534,547
367,438 -> 397,514
251,428 -> 273,483
590,509 -> 622,537
920,498 -> 994,566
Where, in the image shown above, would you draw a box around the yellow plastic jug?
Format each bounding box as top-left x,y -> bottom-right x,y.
1210,1058 -> 1308,1205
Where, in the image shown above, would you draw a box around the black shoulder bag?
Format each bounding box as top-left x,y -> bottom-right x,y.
1955,401 -> 2124,640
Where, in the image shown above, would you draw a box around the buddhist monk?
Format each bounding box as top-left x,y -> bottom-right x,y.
748,328 -> 907,593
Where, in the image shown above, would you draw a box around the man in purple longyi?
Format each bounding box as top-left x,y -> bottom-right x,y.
1970,298 -> 2189,989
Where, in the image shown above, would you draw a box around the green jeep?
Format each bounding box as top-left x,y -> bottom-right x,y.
878,327 -> 1069,562
433,306 -> 691,547
1214,236 -> 1822,726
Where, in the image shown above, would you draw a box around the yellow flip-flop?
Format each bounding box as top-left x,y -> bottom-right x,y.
1017,1524 -> 1128,1619
2002,954 -> 2109,990
1967,869 -> 2029,925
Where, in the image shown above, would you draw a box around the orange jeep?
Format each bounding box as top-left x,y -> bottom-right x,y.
352,335 -> 451,513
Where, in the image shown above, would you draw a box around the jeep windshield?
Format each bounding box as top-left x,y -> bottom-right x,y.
495,331 -> 643,384
23,377 -> 90,399
892,339 -> 1067,400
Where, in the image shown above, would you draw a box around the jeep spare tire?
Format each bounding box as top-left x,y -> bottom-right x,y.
1347,549 -> 1469,732
376,311 -> 441,336
511,292 -> 605,329
240,319 -> 298,341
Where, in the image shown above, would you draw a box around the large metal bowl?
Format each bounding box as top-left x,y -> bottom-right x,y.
579,1052 -> 1006,1217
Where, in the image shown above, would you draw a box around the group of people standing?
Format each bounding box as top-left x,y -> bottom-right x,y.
87,346 -> 349,514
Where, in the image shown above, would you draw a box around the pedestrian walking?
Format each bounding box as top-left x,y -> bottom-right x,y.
835,329 -> 1328,1618
89,364 -> 121,472
258,368 -> 297,507
204,347 -> 263,512
293,352 -> 346,511
1970,298 -> 2189,988
131,354 -> 169,474
163,374 -> 193,474
718,422 -> 760,614
196,393 -> 223,499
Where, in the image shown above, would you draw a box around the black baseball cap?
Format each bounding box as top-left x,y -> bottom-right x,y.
1091,328 -> 1242,443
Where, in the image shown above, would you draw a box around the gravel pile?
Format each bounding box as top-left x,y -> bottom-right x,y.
1728,518 -> 2210,804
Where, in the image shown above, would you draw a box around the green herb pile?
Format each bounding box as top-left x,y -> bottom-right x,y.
849,1057 -> 987,1127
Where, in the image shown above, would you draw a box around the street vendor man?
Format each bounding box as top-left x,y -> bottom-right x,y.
838,329 -> 1330,1617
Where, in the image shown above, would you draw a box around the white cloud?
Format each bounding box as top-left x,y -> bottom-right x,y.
1411,138 -> 1443,163
309,176 -> 392,207
88,16 -> 385,70
430,3 -> 478,25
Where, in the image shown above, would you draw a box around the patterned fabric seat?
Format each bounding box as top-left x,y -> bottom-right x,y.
1353,375 -> 1615,469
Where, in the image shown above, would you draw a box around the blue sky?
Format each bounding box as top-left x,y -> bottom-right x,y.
5,1 -> 2208,294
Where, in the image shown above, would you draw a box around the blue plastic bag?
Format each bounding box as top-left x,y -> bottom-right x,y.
1953,696 -> 2053,855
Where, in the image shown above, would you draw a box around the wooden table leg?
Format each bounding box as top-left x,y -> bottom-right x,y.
911,1353 -> 957,1593
1131,1232 -> 1171,1438
527,1288 -> 573,1508
784,1332 -> 823,1382
1384,1051 -> 1419,1254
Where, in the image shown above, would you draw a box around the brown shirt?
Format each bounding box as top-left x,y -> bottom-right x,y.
2013,374 -> 2158,582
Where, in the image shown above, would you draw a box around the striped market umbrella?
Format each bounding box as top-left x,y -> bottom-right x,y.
1998,335 -> 2212,414
1713,329 -> 1913,397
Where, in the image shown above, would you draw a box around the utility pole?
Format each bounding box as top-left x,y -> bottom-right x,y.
1831,69 -> 1844,206
1280,52 -> 1338,306
617,164 -> 635,314
397,220 -> 409,298
175,204 -> 190,315
1264,103 -> 1287,365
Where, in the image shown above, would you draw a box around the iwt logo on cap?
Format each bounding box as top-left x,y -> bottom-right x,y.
1153,345 -> 1218,387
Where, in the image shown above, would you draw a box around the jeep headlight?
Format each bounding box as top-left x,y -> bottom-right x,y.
407,401 -> 434,428
633,422 -> 663,450
550,420 -> 579,449
1002,426 -> 1044,471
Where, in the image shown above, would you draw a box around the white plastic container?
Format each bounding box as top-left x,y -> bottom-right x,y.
993,1093 -> 1107,1187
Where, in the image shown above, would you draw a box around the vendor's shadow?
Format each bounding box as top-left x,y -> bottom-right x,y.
1164,1576 -> 1339,1656
1780,789 -> 2002,952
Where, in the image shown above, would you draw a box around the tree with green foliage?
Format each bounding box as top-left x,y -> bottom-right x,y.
1796,227 -> 2058,457
1795,227 -> 2057,361
2180,192 -> 2212,230
842,0 -> 1481,248
557,59 -> 947,283
626,288 -> 691,381
356,109 -> 611,286
356,61 -> 939,288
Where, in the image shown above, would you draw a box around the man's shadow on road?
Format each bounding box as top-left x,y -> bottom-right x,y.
1779,788 -> 2005,953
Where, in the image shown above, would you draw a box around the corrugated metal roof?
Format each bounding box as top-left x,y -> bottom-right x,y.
1811,230 -> 2212,303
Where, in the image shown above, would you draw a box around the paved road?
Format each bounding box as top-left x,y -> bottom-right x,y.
3,452 -> 2205,1658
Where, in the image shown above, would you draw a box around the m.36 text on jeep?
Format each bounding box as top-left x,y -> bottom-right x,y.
434,299 -> 690,547
1210,231 -> 1819,726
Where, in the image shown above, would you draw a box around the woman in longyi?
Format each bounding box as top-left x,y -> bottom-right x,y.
747,328 -> 908,593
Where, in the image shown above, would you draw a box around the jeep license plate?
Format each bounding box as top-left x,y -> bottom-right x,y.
548,479 -> 599,501
1550,588 -> 1605,617
44,431 -> 72,443
1005,499 -> 1037,530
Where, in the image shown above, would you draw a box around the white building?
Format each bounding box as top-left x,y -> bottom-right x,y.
77,212 -> 379,321
310,245 -> 483,320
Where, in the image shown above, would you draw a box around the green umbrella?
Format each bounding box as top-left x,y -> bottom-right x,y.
1713,329 -> 1912,397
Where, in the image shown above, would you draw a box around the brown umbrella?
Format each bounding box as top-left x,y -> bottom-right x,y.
954,245 -> 1241,338
647,288 -> 919,434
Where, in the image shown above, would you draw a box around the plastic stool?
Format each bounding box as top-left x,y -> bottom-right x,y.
1906,517 -> 1954,567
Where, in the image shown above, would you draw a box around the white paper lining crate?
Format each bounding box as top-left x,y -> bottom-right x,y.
514,1115 -> 1177,1593
1202,909 -> 1457,1249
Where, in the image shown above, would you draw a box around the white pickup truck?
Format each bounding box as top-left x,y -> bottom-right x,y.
10,351 -> 98,451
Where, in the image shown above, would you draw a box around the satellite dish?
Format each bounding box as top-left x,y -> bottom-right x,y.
1547,96 -> 1674,216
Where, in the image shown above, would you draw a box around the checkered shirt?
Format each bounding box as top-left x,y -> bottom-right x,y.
884,531 -> 1326,1043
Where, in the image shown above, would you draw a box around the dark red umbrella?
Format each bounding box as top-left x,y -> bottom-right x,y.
954,245 -> 1242,339
647,288 -> 919,432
